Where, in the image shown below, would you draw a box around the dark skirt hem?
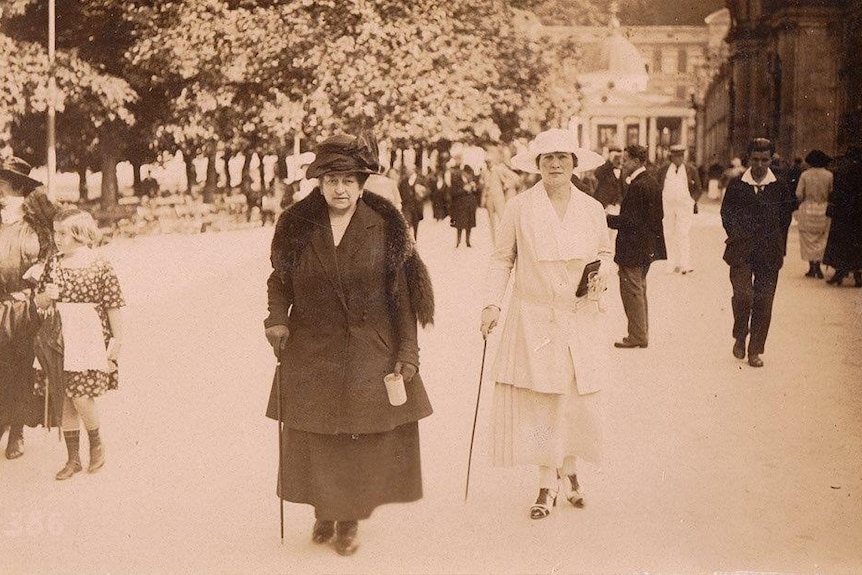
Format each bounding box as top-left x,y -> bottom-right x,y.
277,422 -> 423,521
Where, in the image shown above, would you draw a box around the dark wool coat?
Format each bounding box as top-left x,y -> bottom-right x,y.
823,153 -> 862,270
720,175 -> 797,269
607,170 -> 667,267
593,161 -> 623,208
265,190 -> 434,435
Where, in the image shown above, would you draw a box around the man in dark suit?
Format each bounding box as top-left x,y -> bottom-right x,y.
657,144 -> 702,274
607,145 -> 666,349
720,137 -> 797,367
593,147 -> 624,209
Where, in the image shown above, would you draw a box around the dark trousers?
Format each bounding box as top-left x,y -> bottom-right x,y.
618,263 -> 651,344
729,262 -> 780,355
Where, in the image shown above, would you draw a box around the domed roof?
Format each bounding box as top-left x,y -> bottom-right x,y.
578,16 -> 649,93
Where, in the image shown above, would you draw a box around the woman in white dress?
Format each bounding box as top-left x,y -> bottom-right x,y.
480,129 -> 612,519
794,149 -> 833,279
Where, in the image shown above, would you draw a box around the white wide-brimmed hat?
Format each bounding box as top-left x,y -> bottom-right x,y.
510,129 -> 605,174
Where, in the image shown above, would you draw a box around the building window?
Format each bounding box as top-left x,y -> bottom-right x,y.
677,85 -> 688,100
626,125 -> 640,146
652,49 -> 662,73
678,49 -> 688,73
597,125 -> 618,149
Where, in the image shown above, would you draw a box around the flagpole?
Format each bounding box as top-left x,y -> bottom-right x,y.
46,0 -> 57,200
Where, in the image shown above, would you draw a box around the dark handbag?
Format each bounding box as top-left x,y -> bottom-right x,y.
575,260 -> 601,298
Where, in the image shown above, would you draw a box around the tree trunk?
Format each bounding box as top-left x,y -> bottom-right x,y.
77,165 -> 89,201
184,150 -> 196,195
415,145 -> 424,173
99,125 -> 120,212
240,153 -> 252,194
258,153 -> 267,192
203,142 -> 218,203
131,159 -> 142,194
275,152 -> 287,182
223,149 -> 232,189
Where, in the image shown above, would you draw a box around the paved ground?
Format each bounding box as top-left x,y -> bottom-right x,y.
1,200 -> 861,574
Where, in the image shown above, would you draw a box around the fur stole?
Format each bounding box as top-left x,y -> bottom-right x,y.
270,189 -> 434,326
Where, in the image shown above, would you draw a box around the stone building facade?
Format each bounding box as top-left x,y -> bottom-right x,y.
712,0 -> 862,163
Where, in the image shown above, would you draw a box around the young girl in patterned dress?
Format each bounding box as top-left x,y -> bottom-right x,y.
37,208 -> 125,480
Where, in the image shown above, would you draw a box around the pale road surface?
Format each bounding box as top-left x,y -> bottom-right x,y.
1,200 -> 860,575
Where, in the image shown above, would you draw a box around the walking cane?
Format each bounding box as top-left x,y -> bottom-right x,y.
275,359 -> 285,543
464,336 -> 488,501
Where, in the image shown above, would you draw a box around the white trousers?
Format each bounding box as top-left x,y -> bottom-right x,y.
663,201 -> 694,270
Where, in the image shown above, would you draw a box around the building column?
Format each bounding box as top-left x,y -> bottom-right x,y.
616,120 -> 625,148
648,117 -> 658,163
679,118 -> 689,148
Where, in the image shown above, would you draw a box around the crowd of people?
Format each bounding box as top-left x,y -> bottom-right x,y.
2,128 -> 862,559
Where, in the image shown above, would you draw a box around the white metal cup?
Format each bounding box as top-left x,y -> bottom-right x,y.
383,373 -> 407,406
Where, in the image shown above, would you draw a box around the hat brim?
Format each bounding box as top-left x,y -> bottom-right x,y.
0,169 -> 42,192
510,148 -> 605,174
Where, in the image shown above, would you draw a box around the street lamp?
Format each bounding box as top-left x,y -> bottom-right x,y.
46,0 -> 56,200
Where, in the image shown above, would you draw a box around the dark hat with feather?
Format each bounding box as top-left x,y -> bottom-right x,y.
305,133 -> 382,179
0,157 -> 42,193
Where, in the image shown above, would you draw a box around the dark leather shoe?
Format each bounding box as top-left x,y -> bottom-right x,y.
5,436 -> 23,460
732,339 -> 746,359
614,339 -> 647,348
748,354 -> 764,368
311,520 -> 335,544
334,521 -> 359,556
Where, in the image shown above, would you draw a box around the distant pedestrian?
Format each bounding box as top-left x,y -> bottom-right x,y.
364,168 -> 402,211
657,144 -> 702,275
593,147 -> 624,210
429,153 -> 450,221
264,133 -> 434,556
37,208 -> 125,479
720,138 -> 797,368
794,149 -> 833,279
484,149 -> 521,243
607,144 -> 666,349
822,146 -> 862,287
480,128 -> 612,520
450,165 -> 479,247
398,163 -> 426,239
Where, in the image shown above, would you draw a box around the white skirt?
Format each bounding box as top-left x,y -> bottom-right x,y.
491,353 -> 603,469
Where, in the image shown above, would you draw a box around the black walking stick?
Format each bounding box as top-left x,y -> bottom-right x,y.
275,359 -> 284,543
464,336 -> 488,501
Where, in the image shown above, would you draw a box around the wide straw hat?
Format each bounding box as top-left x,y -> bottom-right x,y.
0,156 -> 42,192
511,129 -> 605,174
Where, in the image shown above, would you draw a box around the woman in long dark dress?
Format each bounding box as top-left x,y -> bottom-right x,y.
822,147 -> 862,286
0,158 -> 55,459
264,134 -> 434,556
449,165 -> 479,247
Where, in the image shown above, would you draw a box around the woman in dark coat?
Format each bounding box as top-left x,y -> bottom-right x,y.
822,147 -> 862,286
0,158 -> 56,459
264,134 -> 434,556
449,165 -> 479,247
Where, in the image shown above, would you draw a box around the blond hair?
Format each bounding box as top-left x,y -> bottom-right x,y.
54,207 -> 100,247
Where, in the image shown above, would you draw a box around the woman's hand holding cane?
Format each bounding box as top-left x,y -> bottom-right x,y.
265,325 -> 290,357
480,305 -> 500,339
